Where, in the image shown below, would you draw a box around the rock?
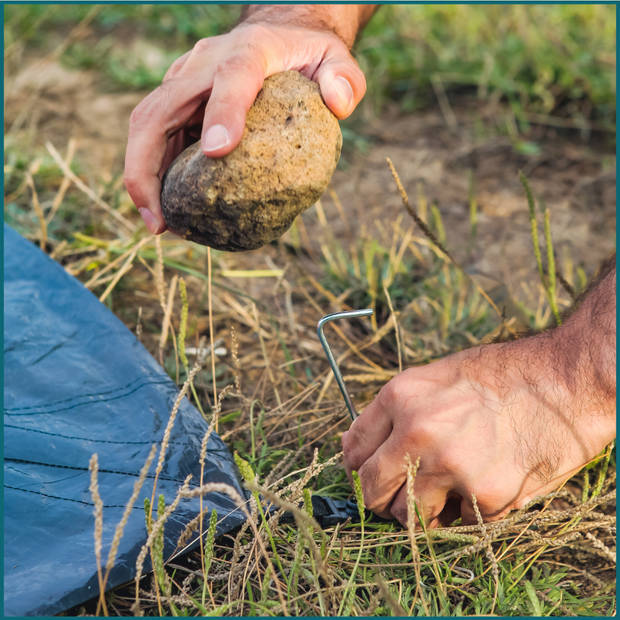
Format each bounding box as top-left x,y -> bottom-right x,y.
161,71 -> 342,251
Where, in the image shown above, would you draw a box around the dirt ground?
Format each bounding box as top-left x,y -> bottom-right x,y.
5,50 -> 616,617
5,58 -> 616,312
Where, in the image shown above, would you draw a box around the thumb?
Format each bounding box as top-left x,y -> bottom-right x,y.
314,49 -> 366,119
200,59 -> 265,158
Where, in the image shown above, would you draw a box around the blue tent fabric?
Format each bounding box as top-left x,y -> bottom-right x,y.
3,225 -> 248,616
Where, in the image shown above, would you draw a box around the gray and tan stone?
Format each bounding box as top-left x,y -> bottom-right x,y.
161,71 -> 342,251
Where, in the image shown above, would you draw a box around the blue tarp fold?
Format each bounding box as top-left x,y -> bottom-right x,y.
4,225 -> 248,616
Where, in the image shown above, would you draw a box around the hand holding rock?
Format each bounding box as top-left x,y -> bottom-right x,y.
160,72 -> 342,250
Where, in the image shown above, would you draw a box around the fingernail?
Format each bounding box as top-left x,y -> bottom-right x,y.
139,208 -> 161,234
202,124 -> 230,153
334,76 -> 354,111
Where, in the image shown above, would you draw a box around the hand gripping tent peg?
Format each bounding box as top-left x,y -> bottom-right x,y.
317,309 -> 373,421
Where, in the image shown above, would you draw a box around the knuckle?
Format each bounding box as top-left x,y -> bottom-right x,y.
346,416 -> 367,448
342,432 -> 364,471
398,421 -> 437,458
128,102 -> 148,129
390,503 -> 408,525
377,378 -> 401,411
208,88 -> 240,112
472,483 -> 510,516
129,84 -> 173,130
192,37 -> 212,55
163,58 -> 183,81
129,91 -> 161,128
358,459 -> 379,492
217,53 -> 257,77
235,22 -> 271,44
341,429 -> 355,454
123,172 -> 140,197
433,447 -> 460,475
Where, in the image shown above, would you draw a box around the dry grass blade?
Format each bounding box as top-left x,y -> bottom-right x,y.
84,239 -> 141,290
159,275 -> 178,366
88,454 -> 108,616
104,445 -> 157,577
154,235 -> 167,312
207,247 -> 218,427
375,573 -> 407,616
47,5 -> 103,62
386,157 -> 512,329
383,282 -> 403,372
251,303 -> 282,407
46,141 -> 136,232
25,171 -> 47,250
404,454 -> 428,615
584,532 -> 616,563
46,139 -> 77,226
98,237 -> 151,303
149,362 -> 202,513
472,494 -> 499,613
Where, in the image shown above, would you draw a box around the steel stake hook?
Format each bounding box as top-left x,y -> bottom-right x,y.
317,309 -> 373,421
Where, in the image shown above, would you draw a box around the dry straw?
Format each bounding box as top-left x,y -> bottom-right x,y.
88,454 -> 107,616
46,140 -> 136,232
404,454 -> 429,615
150,362 -> 202,511
472,493 -> 500,613
103,445 -> 157,584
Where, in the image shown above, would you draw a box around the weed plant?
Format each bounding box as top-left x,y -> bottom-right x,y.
39,156 -> 613,616
5,4 -> 616,128
5,5 -> 616,616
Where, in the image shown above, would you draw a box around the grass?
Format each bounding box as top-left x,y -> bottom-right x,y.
357,5 -> 615,126
4,4 -> 616,129
5,4 -> 616,617
30,157 -> 617,615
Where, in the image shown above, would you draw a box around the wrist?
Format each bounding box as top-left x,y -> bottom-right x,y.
501,329 -> 615,462
462,334 -> 613,483
240,4 -> 375,48
550,320 -> 615,449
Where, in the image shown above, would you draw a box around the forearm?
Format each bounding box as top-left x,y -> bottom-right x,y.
555,254 -> 616,423
241,4 -> 377,48
460,257 -> 616,481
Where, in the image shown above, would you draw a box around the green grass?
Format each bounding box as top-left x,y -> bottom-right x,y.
357,5 -> 615,126
6,4 -> 616,616
5,4 -> 616,128
56,161 -> 612,615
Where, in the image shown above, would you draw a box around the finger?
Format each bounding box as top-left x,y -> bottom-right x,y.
159,104 -> 206,179
356,435 -> 409,517
159,131 -> 187,181
313,45 -> 366,119
200,56 -> 266,157
124,80 -> 209,233
342,395 -> 394,478
459,496 -> 512,525
164,50 -> 191,81
388,475 -> 451,528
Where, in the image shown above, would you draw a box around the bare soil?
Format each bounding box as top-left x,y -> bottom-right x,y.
327,103 -> 615,308
5,58 -> 616,309
6,55 -> 616,617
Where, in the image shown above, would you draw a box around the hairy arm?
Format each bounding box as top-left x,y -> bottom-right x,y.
242,5 -> 377,48
554,255 -> 616,434
343,257 -> 616,526
124,4 -> 376,234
